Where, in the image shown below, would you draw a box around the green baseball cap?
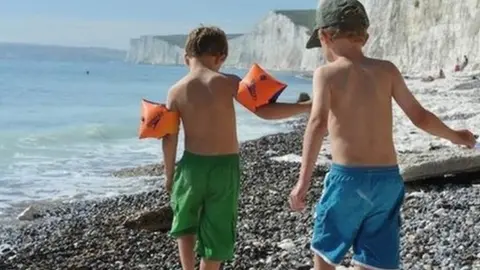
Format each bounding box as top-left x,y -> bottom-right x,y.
306,0 -> 370,49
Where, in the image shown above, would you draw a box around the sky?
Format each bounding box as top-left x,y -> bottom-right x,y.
0,0 -> 317,50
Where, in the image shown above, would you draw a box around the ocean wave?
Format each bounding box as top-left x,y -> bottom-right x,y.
3,123 -> 135,148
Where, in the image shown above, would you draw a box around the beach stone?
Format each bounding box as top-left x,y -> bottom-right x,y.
123,205 -> 173,232
269,147 -> 480,182
277,239 -> 296,251
296,92 -> 311,103
17,205 -> 43,221
398,148 -> 480,182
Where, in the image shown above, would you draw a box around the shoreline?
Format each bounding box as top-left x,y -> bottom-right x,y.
1,117 -> 479,269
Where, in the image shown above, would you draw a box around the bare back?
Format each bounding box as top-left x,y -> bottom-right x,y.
168,68 -> 239,155
326,58 -> 397,166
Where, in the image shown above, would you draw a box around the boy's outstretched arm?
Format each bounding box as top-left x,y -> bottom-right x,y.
225,73 -> 312,119
389,62 -> 476,148
289,67 -> 330,212
254,101 -> 311,120
162,89 -> 179,194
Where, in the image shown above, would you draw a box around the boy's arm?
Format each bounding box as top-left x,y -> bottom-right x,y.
162,89 -> 179,193
389,62 -> 475,147
290,67 -> 330,211
254,102 -> 311,120
298,67 -> 330,186
225,73 -> 311,119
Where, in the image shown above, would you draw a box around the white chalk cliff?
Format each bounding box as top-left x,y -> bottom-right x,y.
358,0 -> 480,73
224,11 -> 322,71
126,34 -> 243,65
127,1 -> 480,73
125,10 -> 321,71
126,36 -> 184,65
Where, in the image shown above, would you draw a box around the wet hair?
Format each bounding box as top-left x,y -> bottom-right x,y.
184,26 -> 228,58
320,24 -> 368,44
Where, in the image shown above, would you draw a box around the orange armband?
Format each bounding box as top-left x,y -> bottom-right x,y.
237,63 -> 287,112
138,99 -> 180,139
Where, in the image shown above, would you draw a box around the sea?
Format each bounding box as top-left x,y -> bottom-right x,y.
0,45 -> 312,218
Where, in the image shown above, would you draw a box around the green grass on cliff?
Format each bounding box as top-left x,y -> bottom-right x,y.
274,9 -> 316,31
152,34 -> 243,48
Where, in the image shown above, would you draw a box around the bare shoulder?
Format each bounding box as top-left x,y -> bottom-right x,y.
311,65 -> 337,98
221,72 -> 242,85
168,77 -> 187,95
166,76 -> 189,110
313,63 -> 338,81
313,61 -> 349,88
369,58 -> 401,77
211,72 -> 241,96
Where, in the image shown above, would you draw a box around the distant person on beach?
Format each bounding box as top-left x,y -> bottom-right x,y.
460,55 -> 469,71
421,69 -> 444,82
290,1 -> 477,270
454,57 -> 461,72
162,26 -> 311,270
439,68 -> 445,79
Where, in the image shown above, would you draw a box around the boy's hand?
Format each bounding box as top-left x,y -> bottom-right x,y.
165,178 -> 173,194
289,181 -> 310,212
450,129 -> 476,148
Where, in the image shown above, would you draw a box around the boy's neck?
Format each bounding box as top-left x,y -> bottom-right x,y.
330,43 -> 365,63
188,57 -> 219,72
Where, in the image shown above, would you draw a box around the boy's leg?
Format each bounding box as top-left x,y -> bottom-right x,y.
196,155 -> 240,268
169,153 -> 207,270
313,255 -> 336,270
351,176 -> 405,270
311,169 -> 370,268
199,259 -> 222,270
178,235 -> 196,270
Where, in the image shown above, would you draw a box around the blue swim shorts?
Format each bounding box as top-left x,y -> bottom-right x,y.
311,163 -> 405,270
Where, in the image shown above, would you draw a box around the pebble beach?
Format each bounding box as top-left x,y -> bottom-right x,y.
1,116 -> 479,270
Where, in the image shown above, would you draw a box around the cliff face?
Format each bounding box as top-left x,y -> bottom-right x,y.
126,34 -> 243,65
125,11 -> 321,70
125,36 -> 184,65
225,11 -> 322,71
126,1 -> 480,72
358,0 -> 480,73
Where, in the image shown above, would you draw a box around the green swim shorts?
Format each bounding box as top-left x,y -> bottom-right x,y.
169,151 -> 240,261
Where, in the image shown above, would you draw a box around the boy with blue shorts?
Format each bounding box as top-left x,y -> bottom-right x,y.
288,0 -> 476,269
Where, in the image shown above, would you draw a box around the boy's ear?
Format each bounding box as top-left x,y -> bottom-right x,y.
319,30 -> 330,46
184,54 -> 190,66
363,33 -> 370,46
215,54 -> 226,65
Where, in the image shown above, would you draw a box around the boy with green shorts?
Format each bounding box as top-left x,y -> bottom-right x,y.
162,26 -> 311,270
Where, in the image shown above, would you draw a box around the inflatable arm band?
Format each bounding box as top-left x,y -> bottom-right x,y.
237,63 -> 287,112
138,99 -> 180,139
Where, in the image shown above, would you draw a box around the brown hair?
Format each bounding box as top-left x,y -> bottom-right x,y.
184,26 -> 228,58
320,25 -> 368,44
